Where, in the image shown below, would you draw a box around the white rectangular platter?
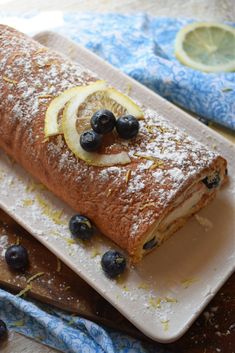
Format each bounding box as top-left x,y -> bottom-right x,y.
0,31 -> 234,343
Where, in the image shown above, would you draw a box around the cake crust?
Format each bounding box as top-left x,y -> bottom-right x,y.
0,25 -> 227,262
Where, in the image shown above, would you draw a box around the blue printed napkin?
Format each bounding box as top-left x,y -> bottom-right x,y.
56,13 -> 235,130
0,289 -> 161,353
0,12 -> 234,353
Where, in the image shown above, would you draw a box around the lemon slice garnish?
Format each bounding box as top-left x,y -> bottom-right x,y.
44,80 -> 107,137
62,86 -> 132,166
106,87 -> 143,118
175,22 -> 235,72
45,80 -> 144,166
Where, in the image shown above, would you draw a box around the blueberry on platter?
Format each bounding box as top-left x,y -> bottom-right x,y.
116,115 -> 139,139
69,214 -> 94,240
5,244 -> 29,270
101,250 -> 126,278
80,130 -> 102,152
91,109 -> 116,134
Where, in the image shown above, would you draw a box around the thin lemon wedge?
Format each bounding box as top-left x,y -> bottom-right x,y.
175,22 -> 235,72
62,85 -> 135,166
44,80 -> 107,137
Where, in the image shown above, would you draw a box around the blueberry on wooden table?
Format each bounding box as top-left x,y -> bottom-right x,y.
0,320 -> 7,341
116,115 -> 139,139
101,250 -> 126,278
69,214 -> 94,240
91,109 -> 116,134
5,244 -> 29,270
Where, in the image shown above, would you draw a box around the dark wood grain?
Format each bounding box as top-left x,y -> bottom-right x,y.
0,208 -> 234,352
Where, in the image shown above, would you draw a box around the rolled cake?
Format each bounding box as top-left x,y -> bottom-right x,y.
0,25 -> 227,262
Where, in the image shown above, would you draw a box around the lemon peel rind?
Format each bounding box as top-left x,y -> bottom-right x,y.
44,80 -> 107,137
106,87 -> 144,119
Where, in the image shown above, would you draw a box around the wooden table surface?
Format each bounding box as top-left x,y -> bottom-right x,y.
0,0 -> 234,352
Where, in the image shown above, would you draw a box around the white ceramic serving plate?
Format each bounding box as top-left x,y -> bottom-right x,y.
0,31 -> 234,343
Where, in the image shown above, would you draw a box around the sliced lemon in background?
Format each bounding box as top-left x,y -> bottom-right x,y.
62,89 -> 131,166
44,80 -> 107,137
175,22 -> 235,72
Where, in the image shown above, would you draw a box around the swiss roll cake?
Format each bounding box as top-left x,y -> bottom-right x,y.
0,25 -> 227,262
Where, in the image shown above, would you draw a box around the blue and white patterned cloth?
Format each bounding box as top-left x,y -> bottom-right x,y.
0,289 -> 163,353
0,12 -> 234,353
56,13 -> 235,130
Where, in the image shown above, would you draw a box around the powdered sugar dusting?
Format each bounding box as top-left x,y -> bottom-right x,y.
0,25 -> 222,248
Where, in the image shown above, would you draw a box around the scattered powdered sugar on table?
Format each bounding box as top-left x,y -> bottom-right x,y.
195,214 -> 213,232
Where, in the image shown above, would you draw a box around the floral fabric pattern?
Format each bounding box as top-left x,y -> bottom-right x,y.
0,289 -> 161,353
57,13 -> 235,130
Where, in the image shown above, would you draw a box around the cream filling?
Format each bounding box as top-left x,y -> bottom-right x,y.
161,186 -> 206,229
143,170 -> 223,250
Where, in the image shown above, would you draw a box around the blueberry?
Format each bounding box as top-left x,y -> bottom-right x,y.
69,214 -> 94,240
80,130 -> 102,152
101,250 -> 126,278
116,115 -> 139,139
5,245 -> 29,270
91,109 -> 116,134
0,320 -> 7,341
202,172 -> 220,189
143,237 -> 158,250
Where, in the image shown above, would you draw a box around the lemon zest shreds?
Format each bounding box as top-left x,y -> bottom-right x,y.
38,94 -> 54,99
165,297 -> 178,303
17,284 -> 32,297
124,82 -> 132,95
125,170 -> 132,184
157,126 -> 170,133
26,181 -> 47,192
91,248 -> 100,258
56,258 -> 62,272
140,202 -> 155,210
3,76 -> 17,84
106,188 -> 112,196
16,236 -> 20,245
66,238 -> 76,245
22,199 -> 34,207
36,195 -> 65,225
138,282 -> 150,290
181,278 -> 198,288
149,160 -> 164,170
146,125 -> 155,134
161,320 -> 169,331
27,272 -> 45,284
149,297 -> 162,309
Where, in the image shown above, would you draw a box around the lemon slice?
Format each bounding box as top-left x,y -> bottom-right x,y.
175,22 -> 235,72
44,80 -> 107,137
62,86 -> 132,167
106,88 -> 143,118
